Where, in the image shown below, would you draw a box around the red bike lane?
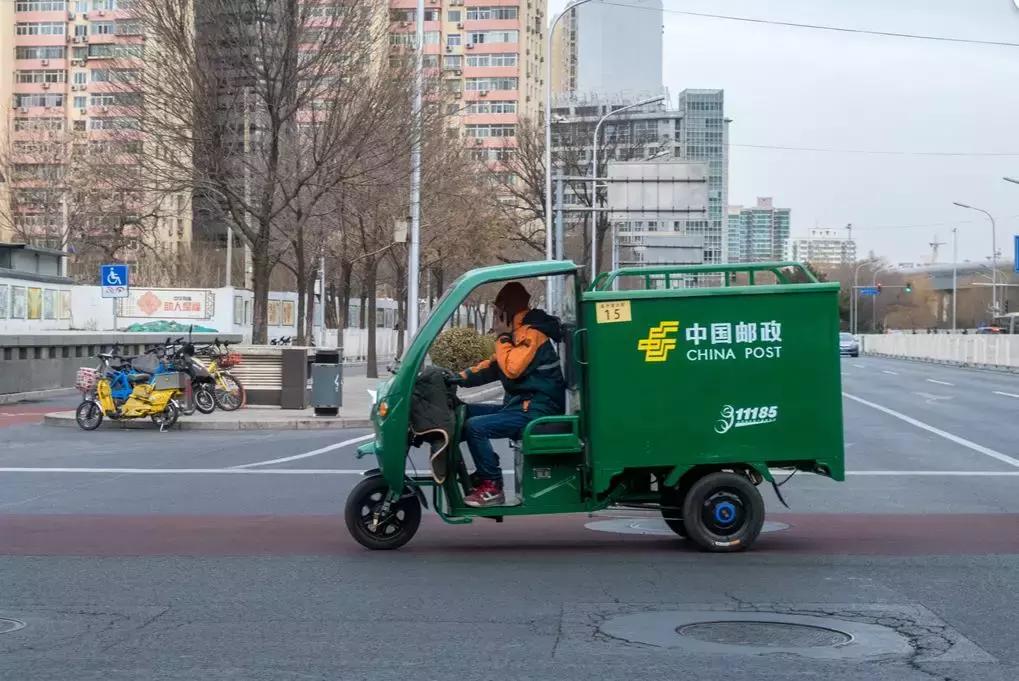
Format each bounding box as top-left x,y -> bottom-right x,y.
2,512 -> 1017,557
0,404 -> 60,428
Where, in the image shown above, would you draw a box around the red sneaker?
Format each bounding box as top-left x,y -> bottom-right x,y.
464,480 -> 505,508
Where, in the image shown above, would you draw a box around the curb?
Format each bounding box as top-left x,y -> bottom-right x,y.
43,412 -> 372,431
0,388 -> 78,406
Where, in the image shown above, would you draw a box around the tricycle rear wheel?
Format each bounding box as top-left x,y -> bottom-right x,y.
682,472 -> 764,552
344,476 -> 422,550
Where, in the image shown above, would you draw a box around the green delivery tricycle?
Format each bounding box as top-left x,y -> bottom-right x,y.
346,260 -> 845,552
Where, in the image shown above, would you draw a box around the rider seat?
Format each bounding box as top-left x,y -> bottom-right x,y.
128,373 -> 152,384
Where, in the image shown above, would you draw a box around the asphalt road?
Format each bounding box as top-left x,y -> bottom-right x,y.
1,356 -> 1018,680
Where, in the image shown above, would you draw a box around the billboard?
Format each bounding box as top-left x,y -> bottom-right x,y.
117,289 -> 216,320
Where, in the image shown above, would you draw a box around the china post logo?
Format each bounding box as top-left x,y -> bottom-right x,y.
638,321 -> 680,362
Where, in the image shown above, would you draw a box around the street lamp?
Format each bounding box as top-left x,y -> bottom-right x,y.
590,96 -> 664,276
545,0 -> 596,305
953,202 -> 998,317
591,95 -> 668,277
1004,177 -> 1019,185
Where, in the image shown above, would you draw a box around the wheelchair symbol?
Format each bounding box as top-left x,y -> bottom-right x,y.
106,270 -> 122,285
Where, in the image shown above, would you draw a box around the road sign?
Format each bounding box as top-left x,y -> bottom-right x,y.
100,264 -> 129,299
858,287 -> 879,296
1014,235 -> 1019,273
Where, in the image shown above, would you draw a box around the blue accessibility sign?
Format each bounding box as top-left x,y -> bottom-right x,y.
859,287 -> 880,296
100,264 -> 129,299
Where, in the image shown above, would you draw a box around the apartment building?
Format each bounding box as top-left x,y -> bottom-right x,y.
789,227 -> 857,267
550,0 -> 662,100
388,0 -> 545,167
0,0 -> 192,276
727,197 -> 791,263
550,89 -> 729,265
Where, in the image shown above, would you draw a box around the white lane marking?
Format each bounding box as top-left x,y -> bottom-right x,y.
0,468 -> 368,474
845,471 -> 1019,476
882,370 -> 899,375
912,391 -> 952,405
0,467 -> 519,475
852,363 -> 864,368
231,434 -> 374,469
844,392 -> 1019,469
927,379 -> 954,386
462,385 -> 503,399
993,391 -> 1019,399
2,468 -> 1018,477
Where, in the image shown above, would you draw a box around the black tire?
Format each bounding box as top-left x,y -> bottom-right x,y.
151,401 -> 180,429
344,476 -> 422,550
660,486 -> 687,538
214,373 -> 245,411
194,384 -> 216,414
75,401 -> 103,431
682,472 -> 765,552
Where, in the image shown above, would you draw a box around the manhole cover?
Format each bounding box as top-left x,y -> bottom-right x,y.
0,618 -> 26,635
585,517 -> 789,536
677,621 -> 852,648
599,611 -> 911,660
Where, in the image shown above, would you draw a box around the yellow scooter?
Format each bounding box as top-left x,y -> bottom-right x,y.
75,352 -> 184,431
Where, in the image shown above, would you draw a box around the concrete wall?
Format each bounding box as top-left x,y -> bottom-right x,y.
862,333 -> 1019,370
0,272 -> 76,333
0,332 -> 242,395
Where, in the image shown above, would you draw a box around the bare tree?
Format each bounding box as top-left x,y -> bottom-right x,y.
495,115 -> 665,277
0,122 -> 184,284
129,0 -> 418,343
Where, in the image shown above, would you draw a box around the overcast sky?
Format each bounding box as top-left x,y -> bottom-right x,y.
548,0 -> 1019,264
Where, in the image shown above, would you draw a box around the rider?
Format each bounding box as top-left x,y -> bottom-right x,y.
451,282 -> 566,507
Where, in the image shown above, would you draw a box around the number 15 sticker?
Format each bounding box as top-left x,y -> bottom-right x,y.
595,300 -> 632,324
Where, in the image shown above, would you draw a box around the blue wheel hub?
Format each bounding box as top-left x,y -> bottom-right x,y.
701,491 -> 746,534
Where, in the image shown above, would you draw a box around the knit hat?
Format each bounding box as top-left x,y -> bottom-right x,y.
493,282 -> 531,315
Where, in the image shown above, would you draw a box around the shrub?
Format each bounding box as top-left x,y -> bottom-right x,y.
429,326 -> 496,373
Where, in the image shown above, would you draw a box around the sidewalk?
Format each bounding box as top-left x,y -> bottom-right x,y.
43,372 -> 501,431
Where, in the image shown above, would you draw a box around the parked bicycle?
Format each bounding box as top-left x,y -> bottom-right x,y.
193,338 -> 245,411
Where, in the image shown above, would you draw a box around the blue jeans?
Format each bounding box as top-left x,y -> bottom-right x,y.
463,403 -> 535,485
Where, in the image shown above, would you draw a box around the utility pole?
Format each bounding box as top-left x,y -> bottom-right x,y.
406,0 -> 425,337
952,228 -> 958,332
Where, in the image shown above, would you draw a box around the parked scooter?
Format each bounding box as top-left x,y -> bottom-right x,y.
75,350 -> 183,431
155,335 -> 217,416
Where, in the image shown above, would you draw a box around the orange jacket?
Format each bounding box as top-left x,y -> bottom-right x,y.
459,308 -> 566,414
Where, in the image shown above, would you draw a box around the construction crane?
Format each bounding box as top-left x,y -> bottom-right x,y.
928,234 -> 947,264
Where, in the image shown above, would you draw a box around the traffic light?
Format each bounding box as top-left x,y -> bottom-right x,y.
905,281 -> 913,293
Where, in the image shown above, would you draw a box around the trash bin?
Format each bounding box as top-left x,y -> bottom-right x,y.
311,349 -> 342,416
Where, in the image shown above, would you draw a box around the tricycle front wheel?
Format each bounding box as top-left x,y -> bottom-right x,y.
344,477 -> 422,550
682,472 -> 764,552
